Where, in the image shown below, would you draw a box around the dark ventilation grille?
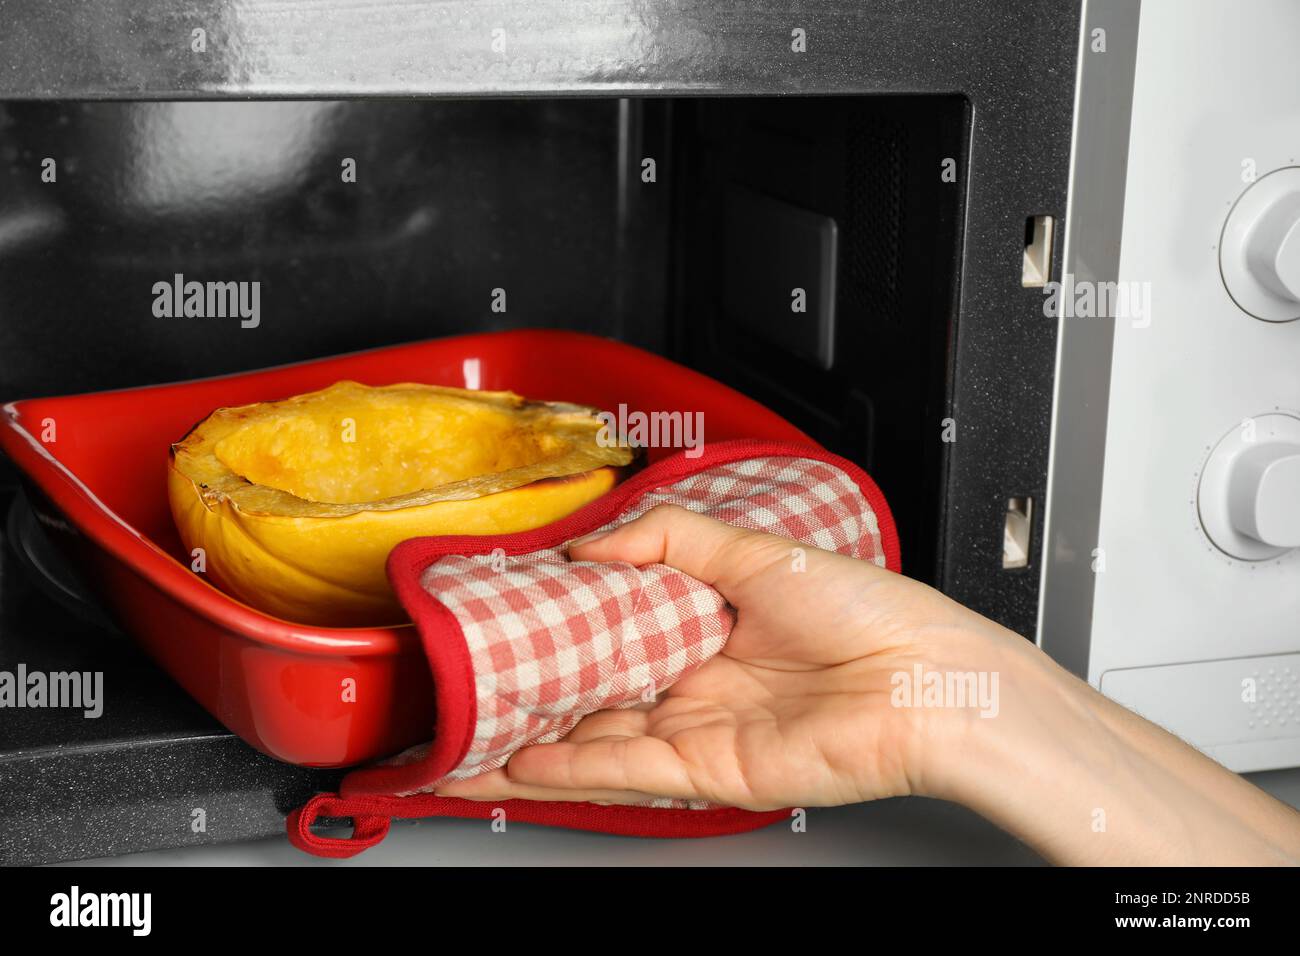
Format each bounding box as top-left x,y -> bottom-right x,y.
843,117 -> 907,326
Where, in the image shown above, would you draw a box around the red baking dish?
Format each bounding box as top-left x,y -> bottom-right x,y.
0,330 -> 810,767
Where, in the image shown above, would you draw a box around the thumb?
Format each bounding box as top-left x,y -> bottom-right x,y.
566,503 -> 782,600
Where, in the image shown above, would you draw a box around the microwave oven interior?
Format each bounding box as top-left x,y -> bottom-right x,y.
0,0 -> 1082,864
0,95 -> 966,582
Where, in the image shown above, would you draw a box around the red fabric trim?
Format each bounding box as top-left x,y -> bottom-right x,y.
287,792 -> 793,858
383,439 -> 900,574
382,544 -> 480,796
289,440 -> 899,855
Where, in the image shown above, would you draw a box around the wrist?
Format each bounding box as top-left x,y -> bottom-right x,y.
915,630 -> 1146,861
899,622 -> 1062,805
919,626 -> 1300,864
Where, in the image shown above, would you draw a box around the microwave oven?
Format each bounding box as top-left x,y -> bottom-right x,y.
1,0 -> 1296,864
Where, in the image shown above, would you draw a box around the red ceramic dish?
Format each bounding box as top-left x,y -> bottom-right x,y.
0,330 -> 811,767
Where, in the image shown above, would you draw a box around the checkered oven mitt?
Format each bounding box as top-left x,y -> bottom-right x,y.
287,439 -> 899,856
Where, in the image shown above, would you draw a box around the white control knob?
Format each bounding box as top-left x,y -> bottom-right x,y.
1228,442 -> 1300,546
1221,167 -> 1300,322
1199,413 -> 1300,560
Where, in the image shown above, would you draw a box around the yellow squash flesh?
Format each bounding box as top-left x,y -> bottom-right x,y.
168,380 -> 633,627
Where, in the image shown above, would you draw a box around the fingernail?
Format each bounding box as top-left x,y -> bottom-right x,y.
568,529 -> 610,548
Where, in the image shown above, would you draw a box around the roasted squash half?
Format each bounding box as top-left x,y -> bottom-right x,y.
168,381 -> 633,626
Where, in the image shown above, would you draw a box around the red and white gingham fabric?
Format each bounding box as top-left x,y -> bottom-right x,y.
401,455 -> 886,797
287,441 -> 899,855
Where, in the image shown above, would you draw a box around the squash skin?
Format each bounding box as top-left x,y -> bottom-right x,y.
168,382 -> 630,627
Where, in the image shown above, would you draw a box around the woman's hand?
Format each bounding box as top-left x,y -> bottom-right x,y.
436,503 -> 1023,811
437,504 -> 1300,865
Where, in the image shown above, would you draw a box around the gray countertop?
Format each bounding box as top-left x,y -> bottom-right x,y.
68,767 -> 1300,866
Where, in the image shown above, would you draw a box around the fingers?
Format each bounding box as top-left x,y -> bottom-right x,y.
568,504 -> 780,601
435,709 -> 665,804
503,735 -> 698,801
436,732 -> 702,806
434,766 -> 660,806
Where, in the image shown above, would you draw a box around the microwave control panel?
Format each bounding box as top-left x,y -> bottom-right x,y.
1083,0 -> 1300,771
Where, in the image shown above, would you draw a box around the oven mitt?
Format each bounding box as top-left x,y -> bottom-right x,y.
288,439 -> 899,857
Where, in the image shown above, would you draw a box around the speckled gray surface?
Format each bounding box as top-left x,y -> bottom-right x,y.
71,798 -> 1051,867
0,490 -> 341,866
61,768 -> 1300,866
